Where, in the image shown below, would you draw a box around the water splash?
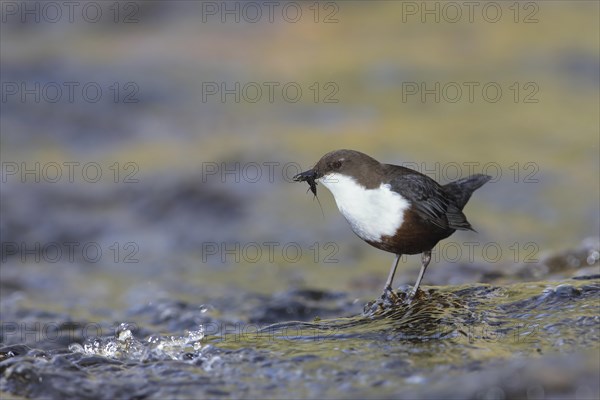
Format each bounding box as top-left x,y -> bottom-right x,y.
69,323 -> 205,362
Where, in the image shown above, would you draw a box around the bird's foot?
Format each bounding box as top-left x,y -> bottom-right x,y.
381,286 -> 401,304
363,287 -> 411,316
406,286 -> 423,302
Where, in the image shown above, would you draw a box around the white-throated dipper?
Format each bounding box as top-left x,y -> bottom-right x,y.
293,149 -> 491,301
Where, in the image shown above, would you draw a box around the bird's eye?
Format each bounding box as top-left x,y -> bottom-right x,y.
332,160 -> 342,169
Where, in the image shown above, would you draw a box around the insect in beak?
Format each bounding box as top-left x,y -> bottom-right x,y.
293,169 -> 324,217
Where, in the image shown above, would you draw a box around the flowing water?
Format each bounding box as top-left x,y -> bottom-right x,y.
2,263 -> 599,399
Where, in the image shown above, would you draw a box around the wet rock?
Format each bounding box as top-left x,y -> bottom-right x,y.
512,237 -> 600,280
400,352 -> 599,400
553,284 -> 581,297
248,289 -> 352,324
0,344 -> 32,359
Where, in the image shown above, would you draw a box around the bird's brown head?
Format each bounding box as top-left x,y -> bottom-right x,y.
294,150 -> 382,190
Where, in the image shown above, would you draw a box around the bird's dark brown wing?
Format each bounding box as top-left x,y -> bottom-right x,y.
387,167 -> 473,231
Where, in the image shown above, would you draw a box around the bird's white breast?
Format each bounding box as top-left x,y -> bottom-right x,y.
319,173 -> 410,242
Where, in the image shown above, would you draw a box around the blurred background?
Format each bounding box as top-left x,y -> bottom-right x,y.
1,1 -> 599,316
1,2 -> 599,399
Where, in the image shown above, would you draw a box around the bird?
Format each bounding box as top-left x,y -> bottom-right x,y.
293,149 -> 491,301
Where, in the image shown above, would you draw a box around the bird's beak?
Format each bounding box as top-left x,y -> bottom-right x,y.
293,169 -> 318,182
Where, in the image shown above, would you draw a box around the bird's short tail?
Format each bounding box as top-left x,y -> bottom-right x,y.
443,174 -> 492,210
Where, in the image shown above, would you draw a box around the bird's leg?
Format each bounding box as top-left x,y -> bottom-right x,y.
382,254 -> 401,301
408,250 -> 432,299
